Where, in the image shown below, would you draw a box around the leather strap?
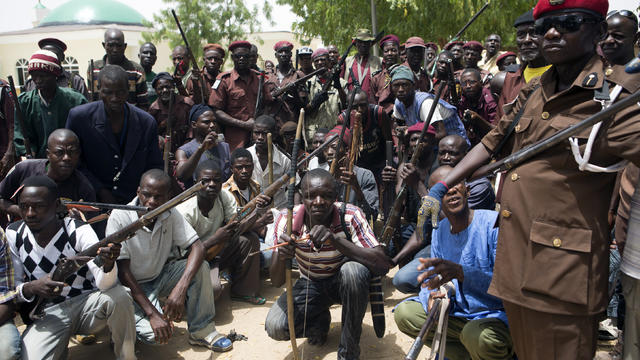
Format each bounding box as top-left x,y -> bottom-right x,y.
492,84 -> 541,159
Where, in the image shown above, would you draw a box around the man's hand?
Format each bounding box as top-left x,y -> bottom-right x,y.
163,288 -> 186,323
310,92 -> 329,110
23,276 -> 67,299
418,182 -> 448,228
200,131 -> 218,151
416,257 -> 463,290
338,167 -> 358,188
243,118 -> 255,131
276,233 -> 296,261
398,163 -> 419,188
427,289 -> 447,312
254,194 -> 272,209
149,311 -> 173,344
210,221 -> 239,247
97,243 -> 121,272
254,210 -> 274,231
309,225 -> 335,250
381,165 -> 397,183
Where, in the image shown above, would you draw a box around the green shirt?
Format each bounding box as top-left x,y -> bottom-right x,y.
146,70 -> 158,104
14,87 -> 87,157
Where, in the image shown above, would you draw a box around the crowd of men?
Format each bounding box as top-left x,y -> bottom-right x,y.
0,0 -> 639,359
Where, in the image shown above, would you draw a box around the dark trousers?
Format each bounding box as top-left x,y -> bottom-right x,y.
265,261 -> 371,360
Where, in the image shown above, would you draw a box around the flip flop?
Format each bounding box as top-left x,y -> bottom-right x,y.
231,294 -> 266,305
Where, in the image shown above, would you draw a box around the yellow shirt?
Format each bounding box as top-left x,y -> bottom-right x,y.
523,65 -> 552,83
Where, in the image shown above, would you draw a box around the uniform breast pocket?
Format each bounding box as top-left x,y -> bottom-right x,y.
510,116 -> 532,150
522,220 -> 591,306
229,89 -> 246,101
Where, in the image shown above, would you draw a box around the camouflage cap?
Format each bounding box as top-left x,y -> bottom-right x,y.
353,29 -> 375,42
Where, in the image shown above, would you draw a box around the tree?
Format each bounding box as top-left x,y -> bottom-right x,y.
278,0 -> 535,50
142,0 -> 273,65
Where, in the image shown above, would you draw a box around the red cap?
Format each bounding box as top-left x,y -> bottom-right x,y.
405,36 -> 426,49
229,40 -> 252,52
444,41 -> 464,50
327,125 -> 352,147
379,34 -> 400,48
533,0 -> 608,19
203,43 -> 225,57
497,51 -> 517,65
274,41 -> 294,51
463,41 -> 484,52
425,42 -> 438,51
311,48 -> 329,59
407,122 -> 436,136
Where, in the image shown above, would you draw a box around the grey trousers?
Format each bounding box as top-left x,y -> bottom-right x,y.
622,273 -> 640,360
21,285 -> 136,360
264,261 -> 371,360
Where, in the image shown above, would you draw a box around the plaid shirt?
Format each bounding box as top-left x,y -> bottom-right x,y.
222,175 -> 261,208
0,228 -> 17,304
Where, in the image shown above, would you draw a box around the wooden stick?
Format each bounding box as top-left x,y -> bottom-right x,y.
267,133 -> 274,186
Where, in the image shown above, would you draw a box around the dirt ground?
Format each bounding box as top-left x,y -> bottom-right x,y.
45,268 -> 618,359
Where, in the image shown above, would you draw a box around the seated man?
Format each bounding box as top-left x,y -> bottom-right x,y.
7,176 -> 135,359
0,229 -> 20,360
456,68 -> 497,145
394,166 -> 512,360
15,50 -> 87,158
265,169 -> 390,359
175,104 -> 231,188
66,65 -> 162,204
177,159 -> 268,304
111,169 -> 232,352
307,128 -> 330,170
247,115 -> 291,209
0,129 -> 96,220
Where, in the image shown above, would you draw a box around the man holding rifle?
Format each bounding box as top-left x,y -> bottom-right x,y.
111,169 -> 232,352
7,176 -> 135,359
186,44 -> 225,104
419,0 -> 640,358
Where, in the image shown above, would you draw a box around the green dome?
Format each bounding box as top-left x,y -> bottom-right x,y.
38,0 -> 145,27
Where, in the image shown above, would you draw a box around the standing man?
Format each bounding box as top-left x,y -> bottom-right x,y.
403,36 -> 432,92
425,42 -> 438,69
172,45 -> 193,89
343,29 -> 383,102
432,51 -> 461,106
138,42 -> 158,104
304,48 -> 347,142
270,41 -> 308,120
496,9 -> 551,119
444,41 -> 465,72
298,46 -> 315,75
420,1 -> 640,358
371,34 -> 401,115
8,176 -> 136,359
90,29 -> 148,110
111,170 -> 232,352
66,65 -> 162,204
264,169 -> 391,359
327,45 -> 340,69
479,34 -> 506,74
209,40 -> 273,150
187,44 -> 225,104
24,38 -> 89,99
15,50 -> 87,158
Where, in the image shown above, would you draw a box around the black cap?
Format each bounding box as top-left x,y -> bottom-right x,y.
514,9 -> 534,27
37,38 -> 67,52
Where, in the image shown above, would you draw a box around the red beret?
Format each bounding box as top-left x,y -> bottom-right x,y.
533,0 -> 608,19
38,38 -> 67,52
407,122 -> 436,136
425,42 -> 438,51
274,41 -> 293,51
379,34 -> 400,48
312,48 -> 329,59
405,36 -> 426,49
229,40 -> 252,52
444,41 -> 464,50
463,41 -> 484,52
497,51 -> 517,65
203,43 -> 225,57
327,125 -> 352,147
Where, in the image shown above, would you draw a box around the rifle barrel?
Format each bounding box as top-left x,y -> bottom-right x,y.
63,201 -> 148,212
452,2 -> 490,41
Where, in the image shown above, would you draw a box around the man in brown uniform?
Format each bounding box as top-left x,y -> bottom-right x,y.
209,41 -> 273,150
419,0 -> 640,358
269,41 -> 308,120
371,35 -> 400,115
402,36 -> 431,92
187,44 -> 225,105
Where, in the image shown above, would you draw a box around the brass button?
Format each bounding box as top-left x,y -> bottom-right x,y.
605,68 -> 613,76
515,124 -> 521,132
541,111 -> 550,120
501,209 -> 511,218
511,173 -> 519,181
553,237 -> 562,247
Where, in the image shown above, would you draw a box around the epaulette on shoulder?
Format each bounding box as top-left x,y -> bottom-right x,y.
217,71 -> 232,80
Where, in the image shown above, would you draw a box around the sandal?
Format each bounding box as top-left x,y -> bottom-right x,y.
189,333 -> 233,352
231,294 -> 266,305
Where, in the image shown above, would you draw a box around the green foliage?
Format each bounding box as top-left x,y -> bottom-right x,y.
278,0 -> 535,50
142,0 -> 273,65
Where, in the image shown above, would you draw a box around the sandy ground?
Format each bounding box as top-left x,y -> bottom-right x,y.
34,268 -> 617,359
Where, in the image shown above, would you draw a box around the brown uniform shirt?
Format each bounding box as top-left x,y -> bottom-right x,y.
209,69 -> 273,150
370,67 -> 395,114
482,55 -> 640,316
148,95 -> 195,152
186,69 -> 218,104
497,67 -> 526,120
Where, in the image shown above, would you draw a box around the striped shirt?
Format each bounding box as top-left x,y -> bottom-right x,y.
268,203 -> 379,280
91,56 -> 148,109
0,228 -> 16,304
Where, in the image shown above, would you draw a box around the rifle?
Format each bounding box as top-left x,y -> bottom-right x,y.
271,68 -> 325,99
446,59 -> 460,105
171,9 -> 205,104
23,180 -> 206,323
164,91 -> 175,174
89,59 -> 98,102
204,131 -> 339,260
63,201 -> 148,212
380,82 -> 446,247
7,76 -> 34,159
451,2 -> 490,41
267,132 -> 274,185
405,282 -> 455,360
471,89 -> 640,180
254,70 -> 266,118
382,140 -> 395,221
343,111 -> 361,202
330,70 -> 358,176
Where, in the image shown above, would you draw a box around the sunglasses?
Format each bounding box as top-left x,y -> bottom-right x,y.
534,14 -> 600,35
607,10 -> 638,24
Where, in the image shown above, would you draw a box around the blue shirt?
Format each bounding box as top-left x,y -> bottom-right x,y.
415,209 -> 507,325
